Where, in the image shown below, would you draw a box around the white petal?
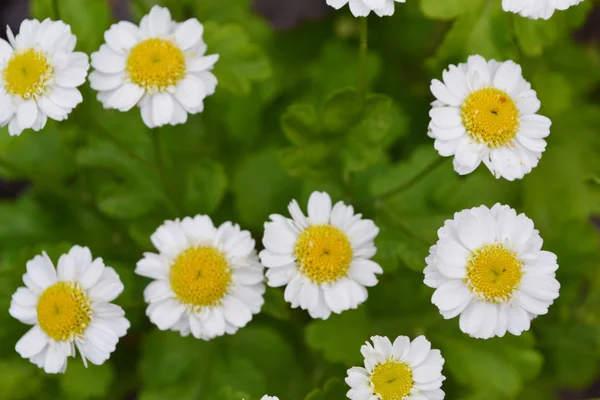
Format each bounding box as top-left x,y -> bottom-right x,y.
405,336 -> 431,367
493,61 -> 523,94
0,38 -> 13,61
430,79 -> 461,106
88,267 -> 124,302
175,19 -> 204,50
151,92 -> 174,127
146,6 -> 173,36
25,252 -> 57,290
104,21 -> 139,54
349,0 -> 371,16
16,100 -> 38,129
16,326 -> 48,358
148,298 -> 185,330
91,45 -> 126,74
187,54 -> 219,72
106,83 -> 145,112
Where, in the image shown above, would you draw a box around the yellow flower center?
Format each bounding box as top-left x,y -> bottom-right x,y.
3,49 -> 54,99
294,225 -> 353,284
466,243 -> 523,302
36,281 -> 92,341
169,247 -> 232,309
461,88 -> 520,148
371,361 -> 413,400
126,38 -> 186,92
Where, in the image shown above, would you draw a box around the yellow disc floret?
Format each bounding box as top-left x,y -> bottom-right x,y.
3,49 -> 54,99
294,225 -> 353,284
461,88 -> 520,148
126,38 -> 186,92
36,281 -> 92,341
370,361 -> 413,400
466,243 -> 523,302
169,247 -> 232,309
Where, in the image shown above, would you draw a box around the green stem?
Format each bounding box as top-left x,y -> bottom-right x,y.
358,17 -> 368,97
377,157 -> 448,202
152,129 -> 180,216
51,0 -> 61,19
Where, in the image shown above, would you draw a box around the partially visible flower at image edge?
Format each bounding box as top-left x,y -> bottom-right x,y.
0,19 -> 89,136
346,335 -> 445,400
89,5 -> 218,128
135,215 -> 265,340
429,54 -> 551,181
9,246 -> 130,373
326,0 -> 406,17
424,203 -> 560,339
503,0 -> 585,20
259,191 -> 382,320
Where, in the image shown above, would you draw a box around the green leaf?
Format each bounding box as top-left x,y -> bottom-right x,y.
0,359 -> 44,400
432,0 -> 517,66
60,362 -> 114,400
368,145 -> 439,199
437,334 -> 543,397
322,88 -> 363,135
513,17 -> 558,56
205,22 -> 272,95
305,378 -> 347,400
183,163 -> 228,215
420,0 -> 469,20
281,104 -> 320,146
232,149 -> 301,229
140,331 -> 214,388
531,72 -> 573,116
305,307 -> 370,366
32,0 -> 110,53
262,288 -> 291,320
307,41 -> 382,105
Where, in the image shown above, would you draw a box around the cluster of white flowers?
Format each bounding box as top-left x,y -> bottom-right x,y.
5,2 -> 570,400
0,6 -> 217,136
327,0 -> 584,19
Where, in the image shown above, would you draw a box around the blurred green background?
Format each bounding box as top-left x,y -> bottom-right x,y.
0,0 -> 599,399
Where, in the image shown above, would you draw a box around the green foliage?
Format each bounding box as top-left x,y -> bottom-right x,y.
1,0 -> 599,399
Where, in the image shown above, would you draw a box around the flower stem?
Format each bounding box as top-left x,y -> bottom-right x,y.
377,157 -> 448,202
52,0 -> 61,19
152,129 -> 180,216
358,17 -> 368,97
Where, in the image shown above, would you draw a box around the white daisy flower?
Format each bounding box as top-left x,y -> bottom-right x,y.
89,5 -> 218,128
424,204 -> 560,339
346,335 -> 445,400
429,55 -> 551,181
326,0 -> 406,17
135,215 -> 265,340
503,0 -> 585,20
261,396 -> 279,400
0,19 -> 89,136
9,246 -> 130,374
259,191 -> 382,320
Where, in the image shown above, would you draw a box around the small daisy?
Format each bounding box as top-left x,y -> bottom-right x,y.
424,204 -> 560,339
326,0 -> 406,17
89,5 -> 218,128
0,19 -> 89,136
503,0 -> 585,20
259,191 -> 382,320
261,396 -> 279,400
135,215 -> 265,340
429,55 -> 551,181
9,246 -> 130,374
346,335 -> 445,400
